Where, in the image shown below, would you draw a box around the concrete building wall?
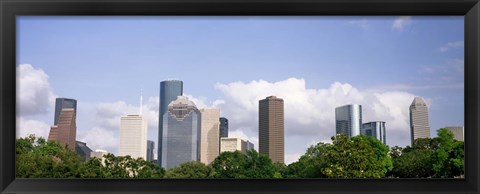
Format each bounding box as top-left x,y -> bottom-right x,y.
199,108 -> 220,165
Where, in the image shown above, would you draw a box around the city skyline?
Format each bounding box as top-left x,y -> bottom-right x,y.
16,16 -> 464,164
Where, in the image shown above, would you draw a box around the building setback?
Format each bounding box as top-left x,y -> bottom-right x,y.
335,104 -> 362,138
158,80 -> 183,166
199,108 -> 220,165
220,137 -> 254,153
161,96 -> 201,169
119,115 -> 147,160
147,140 -> 155,161
409,96 -> 430,145
54,98 -> 77,125
361,121 -> 387,144
48,108 -> 76,151
259,96 -> 284,164
219,117 -> 229,138
445,126 -> 464,141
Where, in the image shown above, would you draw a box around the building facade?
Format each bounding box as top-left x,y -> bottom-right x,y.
119,114 -> 147,160
259,96 -> 284,163
335,104 -> 362,138
361,121 -> 387,144
409,96 -> 430,145
219,117 -> 229,138
48,108 -> 76,151
158,80 -> 183,166
75,141 -> 93,161
220,137 -> 254,153
161,96 -> 201,169
54,98 -> 77,125
199,108 -> 220,165
147,140 -> 155,161
90,149 -> 108,165
445,126 -> 464,141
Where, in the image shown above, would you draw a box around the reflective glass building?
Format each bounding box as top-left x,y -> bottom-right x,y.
335,104 -> 362,137
361,121 -> 386,144
158,80 -> 183,166
219,117 -> 229,138
161,96 -> 201,169
54,98 -> 77,125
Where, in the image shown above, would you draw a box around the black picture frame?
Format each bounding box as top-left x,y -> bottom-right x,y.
1,0 -> 479,193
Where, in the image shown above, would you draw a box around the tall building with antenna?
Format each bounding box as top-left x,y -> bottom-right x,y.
118,90 -> 148,160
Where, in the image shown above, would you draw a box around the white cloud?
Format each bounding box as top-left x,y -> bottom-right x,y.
17,64 -> 56,116
77,127 -> 118,152
285,153 -> 302,165
392,16 -> 412,31
16,117 -> 51,139
215,78 -> 421,149
439,41 -> 464,52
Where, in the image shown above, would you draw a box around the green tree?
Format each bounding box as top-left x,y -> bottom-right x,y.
321,134 -> 391,178
16,135 -> 83,178
284,142 -> 328,178
432,128 -> 464,178
165,161 -> 212,178
210,150 -> 277,178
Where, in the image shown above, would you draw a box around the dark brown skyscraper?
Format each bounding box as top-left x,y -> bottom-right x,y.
48,108 -> 76,151
259,96 -> 284,163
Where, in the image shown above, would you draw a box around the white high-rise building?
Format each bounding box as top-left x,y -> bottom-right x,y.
119,114 -> 147,160
409,96 -> 430,145
199,108 -> 220,165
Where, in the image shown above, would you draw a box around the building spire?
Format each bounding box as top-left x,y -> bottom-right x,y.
140,88 -> 143,115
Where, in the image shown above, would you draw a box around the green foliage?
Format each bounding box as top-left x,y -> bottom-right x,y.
210,150 -> 277,178
390,128 -> 464,178
321,134 -> 391,178
16,135 -> 164,178
284,142 -> 328,178
165,161 -> 212,178
432,128 -> 464,178
16,128 -> 464,179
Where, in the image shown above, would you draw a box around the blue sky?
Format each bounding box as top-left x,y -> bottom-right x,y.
16,16 -> 464,164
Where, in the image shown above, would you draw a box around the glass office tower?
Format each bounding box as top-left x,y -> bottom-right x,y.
161,96 -> 201,169
158,80 -> 183,166
335,104 -> 362,138
219,117 -> 228,138
361,121 -> 387,144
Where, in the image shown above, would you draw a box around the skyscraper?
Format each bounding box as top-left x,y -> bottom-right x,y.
158,80 -> 183,166
119,114 -> 147,159
409,96 -> 430,145
219,117 -> 229,138
445,126 -> 464,141
48,108 -> 76,151
147,140 -> 155,161
162,96 -> 201,169
335,104 -> 362,138
54,98 -> 77,125
199,108 -> 220,165
361,121 -> 387,144
259,96 -> 284,164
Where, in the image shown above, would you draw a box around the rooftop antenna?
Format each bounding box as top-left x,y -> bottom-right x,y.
139,88 -> 143,115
